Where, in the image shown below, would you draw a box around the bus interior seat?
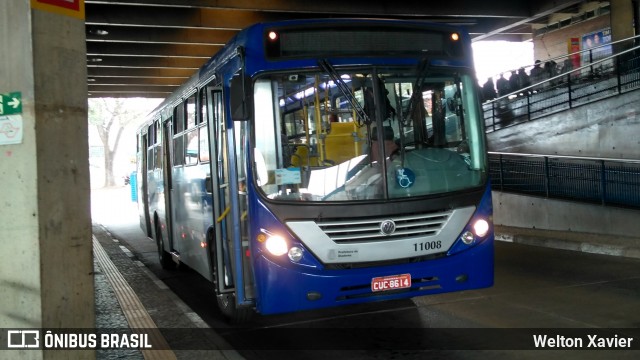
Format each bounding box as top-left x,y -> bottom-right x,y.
290,144 -> 319,167
324,122 -> 357,164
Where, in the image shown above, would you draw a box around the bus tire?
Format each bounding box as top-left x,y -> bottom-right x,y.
156,222 -> 175,270
208,231 -> 254,323
217,293 -> 254,324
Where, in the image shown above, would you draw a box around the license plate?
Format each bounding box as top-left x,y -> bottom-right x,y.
371,273 -> 411,292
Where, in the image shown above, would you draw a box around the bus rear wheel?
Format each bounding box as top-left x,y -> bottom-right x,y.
155,222 -> 175,270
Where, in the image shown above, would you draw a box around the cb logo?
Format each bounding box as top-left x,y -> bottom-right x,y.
7,330 -> 40,348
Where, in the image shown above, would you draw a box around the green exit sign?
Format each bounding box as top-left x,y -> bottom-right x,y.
0,92 -> 22,115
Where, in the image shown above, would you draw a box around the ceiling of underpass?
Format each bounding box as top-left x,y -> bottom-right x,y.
85,0 -> 606,98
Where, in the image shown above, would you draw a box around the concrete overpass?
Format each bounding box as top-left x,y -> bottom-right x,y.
0,1 -> 637,359
85,0 -> 594,97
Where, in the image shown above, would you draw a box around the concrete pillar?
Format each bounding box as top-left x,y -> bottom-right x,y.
0,1 -> 93,359
610,0 -> 635,50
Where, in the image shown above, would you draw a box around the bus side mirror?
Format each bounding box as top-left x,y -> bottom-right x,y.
230,74 -> 252,121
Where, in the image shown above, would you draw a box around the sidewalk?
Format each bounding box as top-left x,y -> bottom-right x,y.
92,222 -> 243,360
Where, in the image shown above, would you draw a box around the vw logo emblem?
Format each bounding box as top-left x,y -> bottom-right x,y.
380,219 -> 396,236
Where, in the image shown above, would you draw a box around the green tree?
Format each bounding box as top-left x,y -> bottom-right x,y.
88,98 -> 158,187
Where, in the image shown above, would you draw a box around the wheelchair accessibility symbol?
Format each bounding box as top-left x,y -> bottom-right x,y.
395,167 -> 415,188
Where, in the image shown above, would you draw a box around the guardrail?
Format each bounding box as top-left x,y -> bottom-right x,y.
488,152 -> 640,209
483,43 -> 640,132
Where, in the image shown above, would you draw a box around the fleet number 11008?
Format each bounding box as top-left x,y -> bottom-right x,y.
413,240 -> 442,252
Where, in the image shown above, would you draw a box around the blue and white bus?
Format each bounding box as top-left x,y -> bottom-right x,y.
136,18 -> 493,322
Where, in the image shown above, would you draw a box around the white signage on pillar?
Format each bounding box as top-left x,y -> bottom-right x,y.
0,115 -> 24,145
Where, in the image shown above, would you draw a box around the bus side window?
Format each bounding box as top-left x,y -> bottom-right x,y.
154,120 -> 162,170
199,125 -> 209,163
146,124 -> 155,171
186,95 -> 197,129
173,135 -> 184,166
198,86 -> 210,163
147,143 -> 154,171
185,129 -> 198,166
173,104 -> 186,166
174,102 -> 186,135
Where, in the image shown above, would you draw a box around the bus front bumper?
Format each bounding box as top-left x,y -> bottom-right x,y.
253,235 -> 494,315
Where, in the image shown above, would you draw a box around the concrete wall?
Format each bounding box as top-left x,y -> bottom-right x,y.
493,191 -> 640,237
534,14 -> 610,62
487,89 -> 640,159
487,81 -> 640,235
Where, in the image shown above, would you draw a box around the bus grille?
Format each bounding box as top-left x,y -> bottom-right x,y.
316,210 -> 452,244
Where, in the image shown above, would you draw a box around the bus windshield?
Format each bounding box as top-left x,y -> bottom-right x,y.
252,67 -> 487,202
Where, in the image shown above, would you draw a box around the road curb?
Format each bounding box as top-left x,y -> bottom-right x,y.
495,229 -> 640,260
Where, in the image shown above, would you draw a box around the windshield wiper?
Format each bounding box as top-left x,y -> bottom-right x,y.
406,57 -> 435,148
318,59 -> 371,125
407,57 -> 431,120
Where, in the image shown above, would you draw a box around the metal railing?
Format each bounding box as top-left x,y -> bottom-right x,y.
483,38 -> 640,133
485,33 -> 640,89
489,152 -> 640,209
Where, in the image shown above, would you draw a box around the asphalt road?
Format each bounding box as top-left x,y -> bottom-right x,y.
92,186 -> 640,359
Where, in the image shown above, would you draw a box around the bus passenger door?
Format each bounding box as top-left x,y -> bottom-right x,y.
207,83 -> 255,320
138,133 -> 151,237
208,88 -> 235,294
162,119 -> 175,254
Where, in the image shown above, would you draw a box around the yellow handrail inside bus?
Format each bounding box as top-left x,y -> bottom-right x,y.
217,206 -> 230,223
217,207 -> 247,222
314,75 -> 324,163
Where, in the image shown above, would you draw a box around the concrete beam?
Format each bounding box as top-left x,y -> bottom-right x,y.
87,67 -> 194,78
88,84 -> 179,93
87,0 -> 532,18
88,76 -> 185,86
86,4 -> 275,30
87,56 -> 204,69
88,90 -> 172,98
86,26 -> 237,45
87,42 -> 218,58
474,0 -> 584,41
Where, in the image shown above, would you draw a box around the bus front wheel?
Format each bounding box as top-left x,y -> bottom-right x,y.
208,231 -> 254,323
216,293 -> 254,324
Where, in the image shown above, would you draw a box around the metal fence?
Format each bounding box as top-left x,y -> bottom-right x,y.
483,43 -> 640,132
488,152 -> 640,209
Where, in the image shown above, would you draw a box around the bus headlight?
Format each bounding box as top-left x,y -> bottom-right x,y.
473,219 -> 490,238
288,246 -> 303,262
265,235 -> 288,256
